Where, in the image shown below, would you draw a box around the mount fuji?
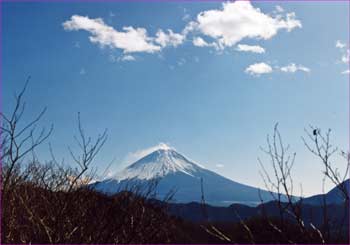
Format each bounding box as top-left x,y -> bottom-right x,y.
92,146 -> 282,206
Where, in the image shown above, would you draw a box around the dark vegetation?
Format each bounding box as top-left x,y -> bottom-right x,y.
5,185 -> 183,243
1,79 -> 349,244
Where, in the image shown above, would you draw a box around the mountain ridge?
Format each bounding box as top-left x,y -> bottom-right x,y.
303,179 -> 350,205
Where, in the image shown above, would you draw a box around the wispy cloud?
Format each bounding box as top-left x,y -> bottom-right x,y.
336,40 -> 346,49
236,44 -> 265,54
193,37 -> 209,47
123,143 -> 174,165
280,63 -> 310,73
192,37 -> 218,49
118,54 -> 136,62
335,40 -> 349,63
341,49 -> 349,63
177,58 -> 186,66
109,12 -> 116,18
275,5 -> 284,13
335,39 -> 349,74
182,8 -> 190,21
74,41 -> 80,48
245,62 -> 310,76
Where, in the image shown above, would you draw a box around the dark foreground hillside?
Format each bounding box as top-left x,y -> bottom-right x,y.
1,184 -> 213,244
2,184 -> 349,244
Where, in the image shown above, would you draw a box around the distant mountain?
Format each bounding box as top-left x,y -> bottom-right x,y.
303,179 -> 349,206
92,147 -> 286,206
164,200 -> 348,228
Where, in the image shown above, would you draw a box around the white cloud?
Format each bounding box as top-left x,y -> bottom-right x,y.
64,3 -> 302,58
192,37 -> 219,49
182,8 -> 191,21
335,40 -> 349,74
336,40 -> 346,49
183,13 -> 190,21
341,49 -> 349,63
123,143 -> 174,165
335,40 -> 349,62
118,54 -> 136,61
275,5 -> 284,13
245,62 -> 311,76
63,15 -> 161,53
245,62 -> 273,76
236,44 -> 265,53
177,58 -> 186,66
155,29 -> 185,48
215,163 -> 224,168
280,63 -> 310,73
189,1 -> 301,49
193,37 -> 209,47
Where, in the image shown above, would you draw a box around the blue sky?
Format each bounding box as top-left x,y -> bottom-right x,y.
3,1 -> 349,196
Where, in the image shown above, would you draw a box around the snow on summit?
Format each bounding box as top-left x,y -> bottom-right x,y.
114,146 -> 206,181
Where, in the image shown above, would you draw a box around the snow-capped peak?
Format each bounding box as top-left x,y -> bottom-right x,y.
114,148 -> 205,181
155,143 -> 173,151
